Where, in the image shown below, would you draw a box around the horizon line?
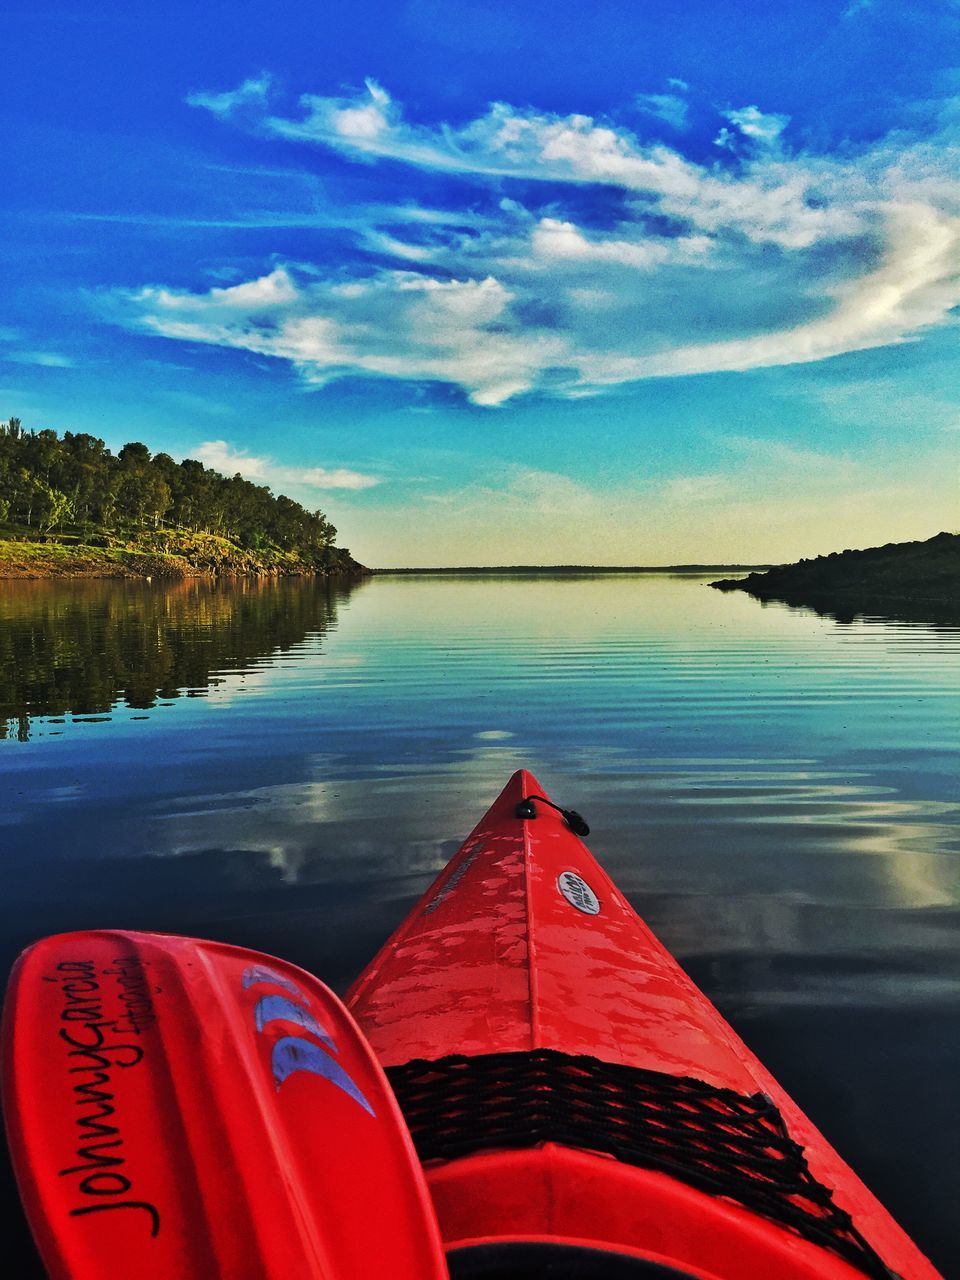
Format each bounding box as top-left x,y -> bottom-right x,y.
372,563 -> 777,574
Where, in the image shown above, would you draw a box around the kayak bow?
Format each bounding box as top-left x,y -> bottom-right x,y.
348,769 -> 941,1280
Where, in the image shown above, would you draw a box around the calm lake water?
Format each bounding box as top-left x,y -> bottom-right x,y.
1,573 -> 958,1275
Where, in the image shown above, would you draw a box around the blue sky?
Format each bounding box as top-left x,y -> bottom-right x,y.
2,0 -> 958,565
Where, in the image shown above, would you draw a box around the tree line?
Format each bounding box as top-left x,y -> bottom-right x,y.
0,418 -> 343,558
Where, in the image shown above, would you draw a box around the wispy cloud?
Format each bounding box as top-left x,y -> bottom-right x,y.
1,350 -> 76,368
659,473 -> 731,503
113,78 -> 960,406
717,435 -> 862,478
437,464 -> 599,518
186,73 -> 274,120
635,91 -> 689,131
192,439 -> 380,491
0,329 -> 76,368
367,448 -> 948,566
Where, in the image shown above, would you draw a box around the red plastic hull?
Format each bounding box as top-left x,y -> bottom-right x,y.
348,770 -> 941,1279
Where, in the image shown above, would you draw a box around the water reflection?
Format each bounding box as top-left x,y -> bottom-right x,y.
0,576 -> 363,738
745,591 -> 960,630
0,574 -> 957,1273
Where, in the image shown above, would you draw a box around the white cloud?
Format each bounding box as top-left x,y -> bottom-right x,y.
114,80 -> 960,406
191,439 -> 379,491
192,440 -> 268,476
331,76 -> 394,142
297,466 -> 380,490
133,267 -> 569,406
593,202 -> 960,380
722,105 -> 790,146
229,81 -> 856,250
530,217 -> 710,269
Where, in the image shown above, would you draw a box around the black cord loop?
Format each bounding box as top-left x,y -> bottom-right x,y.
516,794 -> 590,836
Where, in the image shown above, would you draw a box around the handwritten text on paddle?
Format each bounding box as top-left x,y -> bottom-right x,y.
49,957 -> 161,1237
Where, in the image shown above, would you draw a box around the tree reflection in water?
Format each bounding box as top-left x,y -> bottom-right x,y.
0,576 -> 363,739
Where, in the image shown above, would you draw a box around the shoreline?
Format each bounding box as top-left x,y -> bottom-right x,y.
710,532 -> 959,625
0,535 -> 367,581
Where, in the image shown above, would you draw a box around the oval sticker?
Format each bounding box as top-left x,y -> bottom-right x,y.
557,871 -> 600,915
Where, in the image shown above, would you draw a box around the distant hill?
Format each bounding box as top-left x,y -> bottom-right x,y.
711,532 -> 959,625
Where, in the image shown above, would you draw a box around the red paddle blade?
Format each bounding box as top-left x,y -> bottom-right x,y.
2,930 -> 448,1280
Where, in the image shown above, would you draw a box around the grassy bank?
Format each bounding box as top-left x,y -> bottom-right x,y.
0,527 -> 366,579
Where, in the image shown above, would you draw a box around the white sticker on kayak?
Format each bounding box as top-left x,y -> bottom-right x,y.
557,871 -> 600,915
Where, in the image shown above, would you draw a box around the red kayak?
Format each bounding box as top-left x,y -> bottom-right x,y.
348,769 -> 941,1280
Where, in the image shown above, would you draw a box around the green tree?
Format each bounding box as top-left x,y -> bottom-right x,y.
0,418 -> 356,568
37,484 -> 75,533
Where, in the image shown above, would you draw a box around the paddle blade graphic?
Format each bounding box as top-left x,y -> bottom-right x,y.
1,930 -> 447,1280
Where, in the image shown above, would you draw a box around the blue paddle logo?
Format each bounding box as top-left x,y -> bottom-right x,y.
243,966 -> 375,1116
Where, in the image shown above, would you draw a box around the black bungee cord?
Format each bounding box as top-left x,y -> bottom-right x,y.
515,794 -> 590,836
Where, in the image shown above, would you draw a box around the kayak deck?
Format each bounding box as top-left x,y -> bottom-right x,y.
349,770 -> 940,1280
